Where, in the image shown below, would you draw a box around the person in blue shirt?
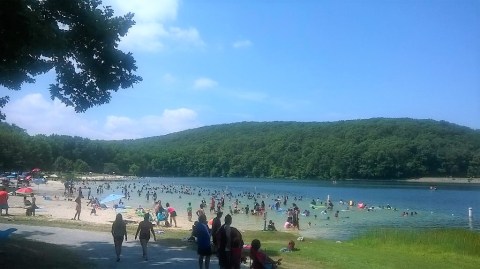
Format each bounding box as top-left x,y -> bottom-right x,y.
196,214 -> 212,269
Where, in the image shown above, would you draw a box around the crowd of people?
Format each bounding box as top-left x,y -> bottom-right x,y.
108,210 -> 282,269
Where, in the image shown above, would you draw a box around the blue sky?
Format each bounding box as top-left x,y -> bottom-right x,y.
3,0 -> 479,139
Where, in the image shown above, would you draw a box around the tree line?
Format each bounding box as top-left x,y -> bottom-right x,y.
2,118 -> 480,180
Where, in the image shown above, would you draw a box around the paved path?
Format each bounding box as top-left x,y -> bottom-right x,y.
1,223 -> 245,269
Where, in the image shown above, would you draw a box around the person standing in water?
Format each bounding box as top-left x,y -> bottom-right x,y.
111,213 -> 127,262
135,213 -> 156,260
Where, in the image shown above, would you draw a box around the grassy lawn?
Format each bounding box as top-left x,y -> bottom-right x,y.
1,216 -> 479,268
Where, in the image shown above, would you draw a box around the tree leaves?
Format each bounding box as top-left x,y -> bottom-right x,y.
0,0 -> 142,118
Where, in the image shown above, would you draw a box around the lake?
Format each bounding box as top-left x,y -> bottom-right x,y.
99,177 -> 480,241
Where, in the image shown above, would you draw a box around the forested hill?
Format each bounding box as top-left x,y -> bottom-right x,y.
1,118 -> 480,180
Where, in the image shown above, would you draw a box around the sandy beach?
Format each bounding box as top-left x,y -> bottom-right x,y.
3,180 -> 192,229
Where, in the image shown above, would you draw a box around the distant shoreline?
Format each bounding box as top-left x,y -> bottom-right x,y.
402,177 -> 480,184
45,174 -> 480,184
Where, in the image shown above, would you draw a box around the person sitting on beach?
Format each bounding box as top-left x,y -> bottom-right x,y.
284,221 -> 293,229
267,220 -> 277,231
23,196 -> 32,207
280,240 -> 296,253
157,210 -> 169,227
90,206 -> 97,215
250,239 -> 282,269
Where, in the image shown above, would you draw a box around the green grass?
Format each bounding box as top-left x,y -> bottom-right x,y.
1,216 -> 479,269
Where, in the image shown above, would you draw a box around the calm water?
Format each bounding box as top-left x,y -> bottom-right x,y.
96,177 -> 480,241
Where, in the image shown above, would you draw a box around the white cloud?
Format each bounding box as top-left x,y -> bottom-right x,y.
105,0 -> 204,52
193,77 -> 218,90
141,108 -> 199,134
169,27 -> 205,47
232,39 -> 253,49
107,0 -> 178,22
4,93 -> 100,138
4,93 -> 200,140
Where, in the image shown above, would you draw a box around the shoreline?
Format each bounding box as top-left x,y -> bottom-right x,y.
34,172 -> 480,184
3,175 -> 478,234
402,177 -> 480,184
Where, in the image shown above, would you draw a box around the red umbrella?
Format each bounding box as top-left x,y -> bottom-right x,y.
16,187 -> 33,194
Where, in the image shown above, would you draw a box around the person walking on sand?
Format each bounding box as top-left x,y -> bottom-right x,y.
72,195 -> 81,220
135,213 -> 156,261
30,193 -> 37,216
166,202 -> 178,227
196,214 -> 212,269
112,213 -> 127,262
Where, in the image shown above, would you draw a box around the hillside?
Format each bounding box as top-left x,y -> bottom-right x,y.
1,118 -> 480,179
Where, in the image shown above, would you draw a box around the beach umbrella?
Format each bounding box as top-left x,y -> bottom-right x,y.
100,193 -> 124,204
32,178 -> 46,185
32,178 -> 47,191
16,187 -> 33,195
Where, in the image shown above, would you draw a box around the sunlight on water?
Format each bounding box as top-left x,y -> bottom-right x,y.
91,177 -> 480,241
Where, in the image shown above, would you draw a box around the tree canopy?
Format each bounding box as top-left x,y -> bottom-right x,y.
0,0 -> 142,120
1,118 -> 480,180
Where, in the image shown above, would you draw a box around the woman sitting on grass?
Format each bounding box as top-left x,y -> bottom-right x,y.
250,239 -> 282,269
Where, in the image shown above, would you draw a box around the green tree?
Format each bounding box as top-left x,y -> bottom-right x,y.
52,156 -> 73,172
0,0 -> 142,120
128,163 -> 140,176
103,162 -> 120,174
74,159 -> 90,173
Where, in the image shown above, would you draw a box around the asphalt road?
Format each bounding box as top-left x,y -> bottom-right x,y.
1,223 -> 238,269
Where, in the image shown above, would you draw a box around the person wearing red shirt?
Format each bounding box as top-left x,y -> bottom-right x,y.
250,239 -> 282,269
0,187 -> 9,216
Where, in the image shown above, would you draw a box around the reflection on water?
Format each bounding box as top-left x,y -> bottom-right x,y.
94,177 -> 480,240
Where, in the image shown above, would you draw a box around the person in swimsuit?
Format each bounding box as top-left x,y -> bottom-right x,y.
72,195 -> 81,220
166,202 -> 177,227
